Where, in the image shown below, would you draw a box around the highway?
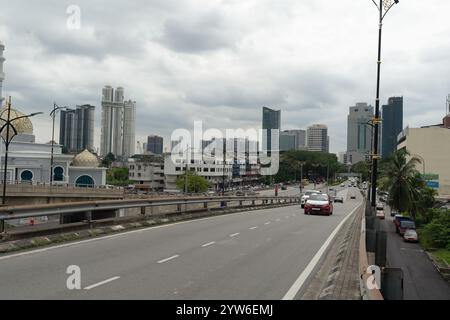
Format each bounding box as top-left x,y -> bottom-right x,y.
0,185 -> 363,300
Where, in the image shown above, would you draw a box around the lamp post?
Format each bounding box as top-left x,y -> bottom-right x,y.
369,0 -> 400,208
299,161 -> 306,193
49,103 -> 67,186
0,97 -> 43,205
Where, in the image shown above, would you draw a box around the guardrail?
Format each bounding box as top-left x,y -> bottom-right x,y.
0,195 -> 301,234
359,200 -> 384,300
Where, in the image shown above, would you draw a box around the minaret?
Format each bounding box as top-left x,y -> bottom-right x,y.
0,41 -> 5,105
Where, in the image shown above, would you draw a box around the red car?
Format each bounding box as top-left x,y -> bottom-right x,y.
304,194 -> 333,216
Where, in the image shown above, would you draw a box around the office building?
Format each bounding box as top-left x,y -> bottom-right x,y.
147,135 -> 164,155
307,124 -> 328,153
100,86 -> 136,158
262,107 -> 281,154
280,129 -> 306,151
59,104 -> 95,153
382,97 -> 403,159
345,103 -> 374,164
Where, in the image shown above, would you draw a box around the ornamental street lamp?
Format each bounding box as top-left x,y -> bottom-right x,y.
49,103 -> 68,186
0,97 -> 43,205
369,0 -> 400,208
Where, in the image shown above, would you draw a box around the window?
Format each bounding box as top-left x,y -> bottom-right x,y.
75,175 -> 94,187
53,167 -> 64,182
175,167 -> 181,171
20,170 -> 33,182
211,168 -> 216,172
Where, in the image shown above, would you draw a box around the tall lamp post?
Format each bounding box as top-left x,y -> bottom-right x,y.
370,0 -> 400,208
0,97 -> 42,205
49,103 -> 67,186
299,161 -> 306,193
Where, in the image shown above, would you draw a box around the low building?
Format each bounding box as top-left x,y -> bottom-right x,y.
397,126 -> 450,197
128,155 -> 165,191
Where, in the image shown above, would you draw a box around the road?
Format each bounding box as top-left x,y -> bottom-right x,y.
0,185 -> 362,300
380,211 -> 450,300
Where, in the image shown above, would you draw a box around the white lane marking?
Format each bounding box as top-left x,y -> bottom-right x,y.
282,204 -> 362,300
84,276 -> 120,290
229,233 -> 240,238
265,222 -> 271,225
249,227 -> 258,230
0,207 -> 277,261
157,255 -> 180,264
201,241 -> 216,248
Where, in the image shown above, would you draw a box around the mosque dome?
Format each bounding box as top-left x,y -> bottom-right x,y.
72,149 -> 99,167
0,106 -> 34,137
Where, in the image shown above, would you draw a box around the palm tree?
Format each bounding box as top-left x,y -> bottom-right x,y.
382,149 -> 422,218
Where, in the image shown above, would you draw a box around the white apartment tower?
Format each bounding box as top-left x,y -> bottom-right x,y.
0,41 -> 6,105
100,86 -> 136,158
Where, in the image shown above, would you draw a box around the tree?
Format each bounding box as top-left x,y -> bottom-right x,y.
381,149 -> 422,217
176,172 -> 210,193
101,152 -> 116,168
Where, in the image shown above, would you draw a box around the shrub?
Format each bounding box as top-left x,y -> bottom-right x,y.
419,209 -> 450,250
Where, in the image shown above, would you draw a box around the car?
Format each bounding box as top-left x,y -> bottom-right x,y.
404,229 -> 419,243
399,220 -> 416,236
334,195 -> 344,203
390,210 -> 398,217
394,215 -> 411,233
304,194 -> 333,216
350,195 -> 356,199
281,185 -> 287,190
340,184 -> 345,187
376,209 -> 385,220
235,191 -> 245,196
301,190 -> 321,208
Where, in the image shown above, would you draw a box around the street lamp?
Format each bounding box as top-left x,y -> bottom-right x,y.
49,103 -> 68,186
0,96 -> 43,205
369,0 -> 400,208
299,161 -> 306,193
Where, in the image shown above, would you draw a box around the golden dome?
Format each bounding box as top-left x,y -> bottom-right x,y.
0,106 -> 34,137
72,149 -> 99,167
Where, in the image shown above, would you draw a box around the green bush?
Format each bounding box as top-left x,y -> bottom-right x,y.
419,209 -> 450,250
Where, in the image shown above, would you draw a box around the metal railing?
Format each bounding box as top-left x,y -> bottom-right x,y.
0,195 -> 300,234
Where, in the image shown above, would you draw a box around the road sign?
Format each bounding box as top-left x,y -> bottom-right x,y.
426,181 -> 440,189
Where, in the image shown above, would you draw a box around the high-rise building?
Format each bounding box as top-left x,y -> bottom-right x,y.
346,103 -> 374,163
0,41 -> 5,105
280,129 -> 306,151
59,104 -> 95,153
307,124 -> 328,153
262,107 -> 281,154
147,135 -> 163,155
100,86 -> 136,158
382,97 -> 403,159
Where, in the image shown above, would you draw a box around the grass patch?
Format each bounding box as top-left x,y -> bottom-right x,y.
431,249 -> 450,266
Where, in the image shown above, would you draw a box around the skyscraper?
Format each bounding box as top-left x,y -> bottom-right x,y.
59,104 -> 95,153
382,97 -> 403,159
147,135 -> 163,155
307,124 -> 328,153
0,41 -> 5,105
346,103 -> 374,163
100,86 -> 136,158
262,107 -> 281,154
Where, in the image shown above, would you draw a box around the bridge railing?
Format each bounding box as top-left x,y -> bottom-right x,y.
0,195 -> 300,234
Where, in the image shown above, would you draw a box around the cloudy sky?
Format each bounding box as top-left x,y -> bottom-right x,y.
1,0 -> 449,154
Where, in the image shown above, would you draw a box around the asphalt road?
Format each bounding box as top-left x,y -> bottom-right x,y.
0,185 -> 362,300
380,212 -> 450,300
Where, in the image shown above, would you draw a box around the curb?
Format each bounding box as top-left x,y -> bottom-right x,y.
0,202 -> 297,255
425,251 -> 450,284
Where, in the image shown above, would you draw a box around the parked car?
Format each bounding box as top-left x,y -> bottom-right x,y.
394,215 -> 412,233
301,190 -> 321,208
404,229 -> 419,243
376,209 -> 385,220
304,194 -> 333,216
340,183 -> 345,187
281,185 -> 287,190
390,210 -> 398,217
399,220 -> 416,236
334,195 -> 344,203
